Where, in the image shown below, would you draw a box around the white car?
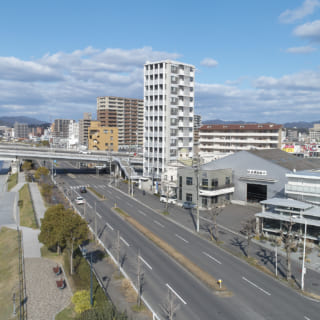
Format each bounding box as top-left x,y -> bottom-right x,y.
160,195 -> 177,204
75,196 -> 85,205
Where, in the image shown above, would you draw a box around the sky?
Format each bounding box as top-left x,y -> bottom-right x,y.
0,0 -> 320,124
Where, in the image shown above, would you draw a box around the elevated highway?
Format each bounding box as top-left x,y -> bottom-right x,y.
0,145 -> 143,180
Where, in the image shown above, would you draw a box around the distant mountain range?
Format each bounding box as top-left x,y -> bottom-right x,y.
0,116 -> 49,127
202,119 -> 320,129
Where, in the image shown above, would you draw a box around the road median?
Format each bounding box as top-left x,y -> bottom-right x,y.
113,206 -> 232,296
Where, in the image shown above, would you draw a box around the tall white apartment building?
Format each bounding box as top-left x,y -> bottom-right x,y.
143,60 -> 195,179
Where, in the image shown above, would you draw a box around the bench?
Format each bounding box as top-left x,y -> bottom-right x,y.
56,278 -> 65,289
53,265 -> 62,276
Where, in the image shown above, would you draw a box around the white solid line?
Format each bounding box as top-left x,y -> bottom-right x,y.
242,277 -> 271,296
139,256 -> 152,270
175,234 -> 189,243
154,220 -> 164,228
96,212 -> 102,219
106,222 -> 114,231
202,251 -> 222,265
120,236 -> 130,247
166,284 -> 187,305
304,316 -> 311,320
138,210 -> 146,216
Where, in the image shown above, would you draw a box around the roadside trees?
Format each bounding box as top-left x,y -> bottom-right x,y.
241,218 -> 256,258
34,166 -> 49,183
280,219 -> 297,281
38,204 -> 89,274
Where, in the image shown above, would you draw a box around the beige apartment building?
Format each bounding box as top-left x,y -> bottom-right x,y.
88,121 -> 118,152
97,96 -> 144,150
199,123 -> 282,154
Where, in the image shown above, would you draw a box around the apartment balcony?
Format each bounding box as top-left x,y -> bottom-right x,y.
199,138 -> 279,144
199,184 -> 235,197
199,132 -> 280,137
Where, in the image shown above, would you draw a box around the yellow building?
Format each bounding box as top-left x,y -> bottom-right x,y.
88,121 -> 118,151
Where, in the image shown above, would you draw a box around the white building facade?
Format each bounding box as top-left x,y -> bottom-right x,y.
143,60 -> 195,179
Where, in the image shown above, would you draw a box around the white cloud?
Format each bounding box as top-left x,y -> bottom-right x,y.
285,45 -> 317,53
0,46 -> 320,123
200,58 -> 219,68
279,0 -> 320,24
293,19 -> 320,41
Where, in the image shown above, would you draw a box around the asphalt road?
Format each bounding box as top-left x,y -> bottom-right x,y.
55,165 -> 320,320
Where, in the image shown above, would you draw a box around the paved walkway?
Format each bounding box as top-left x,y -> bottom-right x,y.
29,183 -> 47,226
5,170 -> 72,320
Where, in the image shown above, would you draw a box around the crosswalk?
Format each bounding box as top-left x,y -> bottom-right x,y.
70,184 -> 108,190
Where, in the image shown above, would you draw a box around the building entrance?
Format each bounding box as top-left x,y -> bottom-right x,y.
247,183 -> 267,202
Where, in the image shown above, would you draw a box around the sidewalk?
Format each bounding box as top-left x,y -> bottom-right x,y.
8,171 -> 72,320
115,182 -> 320,296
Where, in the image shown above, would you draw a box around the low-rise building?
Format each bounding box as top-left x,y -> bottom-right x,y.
177,166 -> 234,208
285,170 -> 320,205
256,198 -> 320,241
199,123 -> 282,155
88,121 -> 118,152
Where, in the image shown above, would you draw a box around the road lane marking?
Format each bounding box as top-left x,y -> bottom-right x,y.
202,251 -> 222,265
106,223 -> 114,231
138,210 -> 146,216
304,316 -> 311,320
154,220 -> 164,228
106,190 -> 112,194
242,277 -> 271,296
175,234 -> 189,243
96,212 -> 102,219
115,195 -> 121,200
139,256 -> 152,270
166,283 -> 187,305
127,203 -> 133,207
87,203 -> 93,209
120,237 -> 130,247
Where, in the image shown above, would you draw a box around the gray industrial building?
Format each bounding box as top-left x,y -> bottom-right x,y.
201,149 -> 320,205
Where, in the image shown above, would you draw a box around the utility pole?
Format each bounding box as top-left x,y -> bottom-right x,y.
94,201 -> 97,240
301,219 -> 307,291
196,156 -> 200,233
90,252 -> 93,306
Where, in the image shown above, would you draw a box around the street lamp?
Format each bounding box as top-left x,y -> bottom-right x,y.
299,218 -> 307,291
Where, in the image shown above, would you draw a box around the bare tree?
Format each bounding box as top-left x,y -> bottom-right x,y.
162,289 -> 180,320
115,230 -> 121,276
208,202 -> 225,242
280,219 -> 297,281
136,249 -> 144,307
241,218 -> 256,258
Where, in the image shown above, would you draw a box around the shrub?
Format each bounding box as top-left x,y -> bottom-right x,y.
72,290 -> 92,314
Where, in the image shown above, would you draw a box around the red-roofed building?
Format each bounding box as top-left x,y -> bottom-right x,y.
199,123 -> 282,154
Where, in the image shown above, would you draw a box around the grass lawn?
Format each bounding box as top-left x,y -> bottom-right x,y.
7,173 -> 18,191
55,304 -> 75,320
19,184 -> 38,228
0,227 -> 19,320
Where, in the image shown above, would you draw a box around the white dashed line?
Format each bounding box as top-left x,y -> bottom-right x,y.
304,316 -> 311,320
127,203 -> 133,207
139,256 -> 152,270
154,220 -> 164,228
242,277 -> 271,296
120,237 -> 130,247
166,284 -> 187,305
115,195 -> 121,200
87,203 -> 93,209
202,251 -> 222,265
138,210 -> 146,216
106,223 -> 114,231
96,212 -> 102,219
175,234 -> 189,243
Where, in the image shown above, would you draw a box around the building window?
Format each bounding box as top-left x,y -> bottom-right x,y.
179,176 -> 182,187
202,179 -> 208,188
186,177 -> 193,185
103,130 -> 108,134
202,198 -> 208,208
186,193 -> 192,202
211,178 -> 218,187
226,177 -> 230,185
212,196 -> 218,204
105,143 -> 108,146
